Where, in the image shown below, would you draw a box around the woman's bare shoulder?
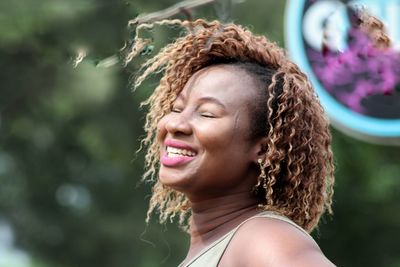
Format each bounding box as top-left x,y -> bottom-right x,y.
220,216 -> 336,267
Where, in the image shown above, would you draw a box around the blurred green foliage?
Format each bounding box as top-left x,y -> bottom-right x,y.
0,0 -> 399,267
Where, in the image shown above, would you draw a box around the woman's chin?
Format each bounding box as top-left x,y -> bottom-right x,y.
159,170 -> 190,190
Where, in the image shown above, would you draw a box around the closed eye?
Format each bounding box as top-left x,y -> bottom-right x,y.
171,109 -> 182,113
200,112 -> 216,118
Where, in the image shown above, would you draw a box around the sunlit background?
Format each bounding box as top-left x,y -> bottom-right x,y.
1,0 -> 399,266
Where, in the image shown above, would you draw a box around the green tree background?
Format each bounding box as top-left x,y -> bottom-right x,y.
0,0 -> 399,266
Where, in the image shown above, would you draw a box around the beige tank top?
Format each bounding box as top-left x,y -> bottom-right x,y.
178,211 -> 313,267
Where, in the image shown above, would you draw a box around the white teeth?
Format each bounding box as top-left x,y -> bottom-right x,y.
166,146 -> 196,157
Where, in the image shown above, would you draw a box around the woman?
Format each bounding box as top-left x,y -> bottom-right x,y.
132,19 -> 335,266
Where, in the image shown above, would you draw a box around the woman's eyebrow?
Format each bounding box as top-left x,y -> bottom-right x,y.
198,96 -> 226,109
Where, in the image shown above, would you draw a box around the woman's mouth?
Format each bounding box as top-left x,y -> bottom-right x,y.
166,146 -> 196,157
161,145 -> 197,167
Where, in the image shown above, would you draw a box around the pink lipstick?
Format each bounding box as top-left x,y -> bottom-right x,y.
161,153 -> 195,167
161,139 -> 197,167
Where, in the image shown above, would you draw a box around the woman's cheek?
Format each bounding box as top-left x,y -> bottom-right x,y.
156,116 -> 168,141
196,120 -> 235,148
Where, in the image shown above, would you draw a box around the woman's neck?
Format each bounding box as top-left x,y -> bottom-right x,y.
188,191 -> 259,246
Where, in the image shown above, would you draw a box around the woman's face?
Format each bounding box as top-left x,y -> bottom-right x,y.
157,65 -> 264,200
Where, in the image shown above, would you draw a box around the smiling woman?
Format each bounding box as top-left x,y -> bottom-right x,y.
158,65 -> 263,198
131,19 -> 335,266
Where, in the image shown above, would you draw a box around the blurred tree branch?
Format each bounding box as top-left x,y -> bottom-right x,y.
129,0 -> 216,25
72,0 -> 216,68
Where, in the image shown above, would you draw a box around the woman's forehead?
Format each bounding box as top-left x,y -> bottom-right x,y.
177,65 -> 258,105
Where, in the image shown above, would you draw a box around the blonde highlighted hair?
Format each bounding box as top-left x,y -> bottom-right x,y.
130,19 -> 334,232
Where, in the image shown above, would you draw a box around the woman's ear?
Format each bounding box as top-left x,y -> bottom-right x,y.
251,137 -> 268,164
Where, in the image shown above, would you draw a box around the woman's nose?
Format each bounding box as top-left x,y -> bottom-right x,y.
165,112 -> 193,136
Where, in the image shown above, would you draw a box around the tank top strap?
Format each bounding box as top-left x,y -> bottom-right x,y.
178,230 -> 236,267
179,211 -> 311,267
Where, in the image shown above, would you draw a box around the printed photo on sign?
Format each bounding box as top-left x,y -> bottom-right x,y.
285,0 -> 400,143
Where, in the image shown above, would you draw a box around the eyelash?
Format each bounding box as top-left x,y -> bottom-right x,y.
200,112 -> 215,118
170,107 -> 216,118
171,109 -> 181,113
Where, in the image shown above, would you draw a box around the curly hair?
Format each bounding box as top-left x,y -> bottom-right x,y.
355,8 -> 391,49
129,19 -> 334,232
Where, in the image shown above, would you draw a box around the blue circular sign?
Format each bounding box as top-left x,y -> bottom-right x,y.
285,0 -> 400,144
